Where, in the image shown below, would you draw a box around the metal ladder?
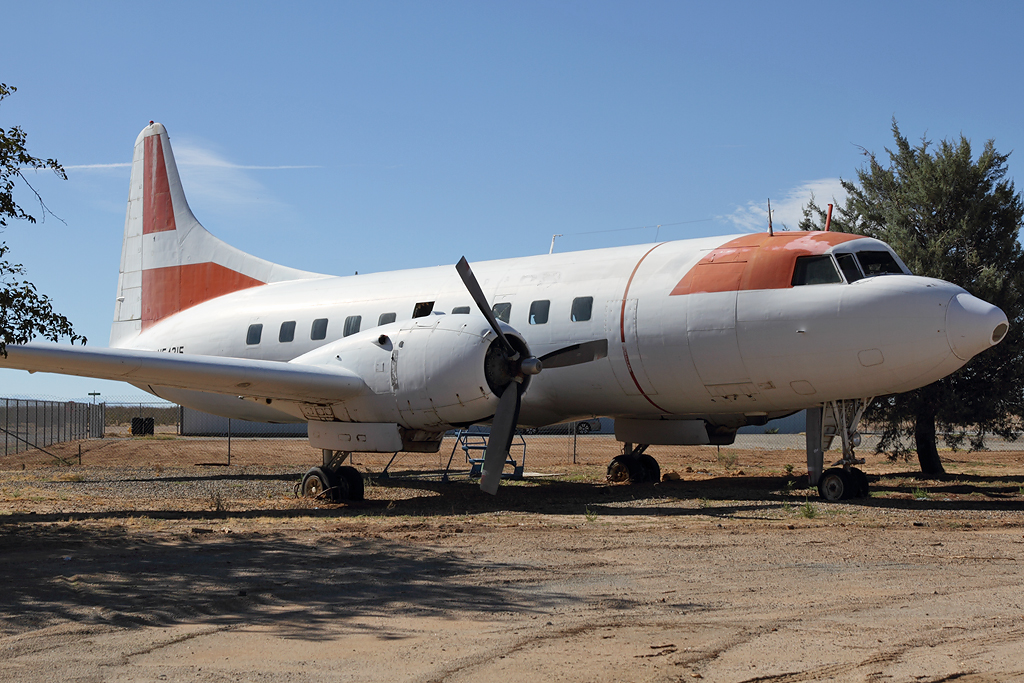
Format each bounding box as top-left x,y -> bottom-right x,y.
443,428 -> 526,481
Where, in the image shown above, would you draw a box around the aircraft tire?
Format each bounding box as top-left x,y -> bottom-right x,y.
301,467 -> 335,501
607,455 -> 639,483
817,468 -> 849,502
338,466 -> 364,501
575,421 -> 592,434
638,453 -> 660,483
606,454 -> 659,483
849,467 -> 870,498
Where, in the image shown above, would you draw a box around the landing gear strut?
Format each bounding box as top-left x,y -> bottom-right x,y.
806,398 -> 873,502
606,443 -> 660,484
299,450 -> 365,502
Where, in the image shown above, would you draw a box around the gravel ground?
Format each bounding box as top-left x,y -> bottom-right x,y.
1,442 -> 1022,682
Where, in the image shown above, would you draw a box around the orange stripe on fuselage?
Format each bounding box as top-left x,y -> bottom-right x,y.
143,136 -> 176,235
142,263 -> 264,330
670,231 -> 865,296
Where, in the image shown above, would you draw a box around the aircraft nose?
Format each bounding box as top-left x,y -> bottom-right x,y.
946,292 -> 1009,361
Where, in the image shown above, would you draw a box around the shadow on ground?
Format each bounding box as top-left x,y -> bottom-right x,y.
0,521 -> 571,641
6,468 -> 1023,526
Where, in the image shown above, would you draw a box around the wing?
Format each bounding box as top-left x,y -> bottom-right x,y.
1,344 -> 367,403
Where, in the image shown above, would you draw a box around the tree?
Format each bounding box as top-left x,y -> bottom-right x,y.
800,121 -> 1024,475
0,83 -> 83,355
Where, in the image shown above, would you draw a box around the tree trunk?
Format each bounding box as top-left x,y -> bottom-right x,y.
914,409 -> 946,475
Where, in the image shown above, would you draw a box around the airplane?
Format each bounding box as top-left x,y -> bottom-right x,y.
1,123 -> 1009,502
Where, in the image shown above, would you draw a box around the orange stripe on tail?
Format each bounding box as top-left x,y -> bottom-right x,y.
143,135 -> 176,234
142,264 -> 264,329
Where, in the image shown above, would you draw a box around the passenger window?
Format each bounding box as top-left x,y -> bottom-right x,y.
529,300 -> 550,325
279,321 -> 296,343
856,251 -> 904,276
492,302 -> 511,323
378,312 -> 397,326
246,323 -> 263,345
343,315 -> 362,337
412,301 -> 434,318
835,253 -> 863,283
311,318 -> 328,341
792,255 -> 842,286
451,306 -> 471,314
571,297 -> 593,322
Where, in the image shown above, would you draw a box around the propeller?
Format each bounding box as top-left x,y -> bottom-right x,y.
539,339 -> 608,369
455,257 -> 608,494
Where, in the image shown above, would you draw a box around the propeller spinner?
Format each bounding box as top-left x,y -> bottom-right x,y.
455,257 -> 608,494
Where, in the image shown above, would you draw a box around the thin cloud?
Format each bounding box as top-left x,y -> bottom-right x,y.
173,142 -> 285,209
720,178 -> 848,233
64,162 -> 132,170
184,162 -> 320,170
64,159 -> 318,171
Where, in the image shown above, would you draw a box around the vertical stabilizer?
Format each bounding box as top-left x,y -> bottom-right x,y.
111,122 -> 322,347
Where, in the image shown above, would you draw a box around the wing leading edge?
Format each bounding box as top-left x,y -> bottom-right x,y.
1,344 -> 367,403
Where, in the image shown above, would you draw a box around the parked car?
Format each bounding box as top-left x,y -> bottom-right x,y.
519,418 -> 605,435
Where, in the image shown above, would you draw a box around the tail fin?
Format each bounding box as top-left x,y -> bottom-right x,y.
111,122 -> 321,347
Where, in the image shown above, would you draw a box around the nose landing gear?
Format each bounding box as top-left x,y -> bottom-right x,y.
807,398 -> 873,502
817,466 -> 870,502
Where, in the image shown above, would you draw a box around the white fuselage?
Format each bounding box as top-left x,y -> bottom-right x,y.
124,234 -> 976,429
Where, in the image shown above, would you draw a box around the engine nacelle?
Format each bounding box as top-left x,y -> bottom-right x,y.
290,314 -> 531,431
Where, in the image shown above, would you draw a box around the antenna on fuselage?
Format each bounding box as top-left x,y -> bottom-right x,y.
767,198 -> 774,236
825,203 -> 833,232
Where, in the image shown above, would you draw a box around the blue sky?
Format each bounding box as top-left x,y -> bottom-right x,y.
3,0 -> 1023,401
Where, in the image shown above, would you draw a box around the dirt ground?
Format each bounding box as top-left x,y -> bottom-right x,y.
1,439 -> 1023,682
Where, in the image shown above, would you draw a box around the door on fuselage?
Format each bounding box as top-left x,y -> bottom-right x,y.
686,290 -> 760,402
605,298 -> 659,397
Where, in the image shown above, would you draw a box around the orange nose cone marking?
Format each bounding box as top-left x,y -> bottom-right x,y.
671,232 -> 865,295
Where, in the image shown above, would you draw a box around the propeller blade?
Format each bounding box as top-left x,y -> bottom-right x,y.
480,382 -> 523,495
456,257 -> 516,357
538,339 -> 609,369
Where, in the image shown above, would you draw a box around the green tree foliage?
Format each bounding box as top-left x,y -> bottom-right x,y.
0,83 -> 83,355
800,121 -> 1024,474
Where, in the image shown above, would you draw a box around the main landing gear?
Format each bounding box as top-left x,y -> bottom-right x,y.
807,398 -> 873,502
299,450 -> 365,502
606,443 -> 660,484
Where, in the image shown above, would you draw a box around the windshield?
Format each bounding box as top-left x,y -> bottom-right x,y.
792,255 -> 842,286
835,253 -> 863,282
856,250 -> 904,276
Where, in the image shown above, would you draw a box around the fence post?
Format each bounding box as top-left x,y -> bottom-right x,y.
573,423 -> 578,465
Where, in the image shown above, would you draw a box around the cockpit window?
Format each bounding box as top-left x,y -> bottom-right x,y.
835,253 -> 864,282
856,251 -> 904,276
792,255 -> 842,286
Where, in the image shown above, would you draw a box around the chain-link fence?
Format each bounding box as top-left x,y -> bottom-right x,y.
0,399 -> 104,459
3,397 -> 1020,474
